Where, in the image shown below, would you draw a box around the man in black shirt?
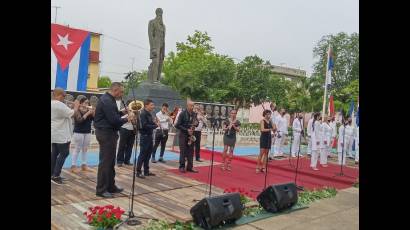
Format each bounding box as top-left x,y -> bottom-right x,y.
94,82 -> 135,198
136,99 -> 159,178
175,100 -> 199,173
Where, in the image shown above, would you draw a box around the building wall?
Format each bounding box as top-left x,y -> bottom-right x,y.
87,33 -> 101,91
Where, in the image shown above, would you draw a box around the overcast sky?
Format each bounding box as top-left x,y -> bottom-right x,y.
51,0 -> 359,82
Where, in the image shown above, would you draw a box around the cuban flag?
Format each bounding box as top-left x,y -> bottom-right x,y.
51,24 -> 90,91
325,45 -> 334,90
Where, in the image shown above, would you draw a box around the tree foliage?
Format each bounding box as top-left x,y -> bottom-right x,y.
312,32 -> 359,110
161,31 -> 359,114
162,30 -> 236,102
123,71 -> 148,96
98,76 -> 112,88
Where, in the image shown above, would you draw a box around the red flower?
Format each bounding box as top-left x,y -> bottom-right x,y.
83,211 -> 88,216
106,212 -> 113,218
98,208 -> 105,215
114,212 -> 122,219
106,205 -> 114,209
97,216 -> 103,222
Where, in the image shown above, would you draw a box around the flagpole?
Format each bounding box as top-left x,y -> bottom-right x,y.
321,45 -> 331,122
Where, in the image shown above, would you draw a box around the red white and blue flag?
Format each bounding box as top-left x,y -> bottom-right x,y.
325,45 -> 334,89
51,24 -> 90,91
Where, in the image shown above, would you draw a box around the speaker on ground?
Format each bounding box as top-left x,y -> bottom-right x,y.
257,182 -> 298,213
190,193 -> 243,229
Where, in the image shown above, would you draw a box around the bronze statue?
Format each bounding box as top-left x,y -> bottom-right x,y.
148,8 -> 166,82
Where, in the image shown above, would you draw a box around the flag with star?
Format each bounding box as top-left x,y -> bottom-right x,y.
51,23 -> 91,91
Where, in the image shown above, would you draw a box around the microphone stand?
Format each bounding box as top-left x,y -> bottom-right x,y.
119,74 -> 145,226
288,133 -> 295,168
208,118 -> 218,197
263,130 -> 275,190
294,126 -> 304,191
334,123 -> 354,178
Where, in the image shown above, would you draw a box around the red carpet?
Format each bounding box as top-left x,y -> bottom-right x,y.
168,149 -> 359,200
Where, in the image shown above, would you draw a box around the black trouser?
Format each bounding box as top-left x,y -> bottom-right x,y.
95,129 -> 119,194
179,132 -> 194,170
193,131 -> 201,160
137,134 -> 153,174
152,129 -> 169,159
117,128 -> 136,164
51,142 -> 70,177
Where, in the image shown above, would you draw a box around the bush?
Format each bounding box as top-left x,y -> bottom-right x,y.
240,123 -> 260,130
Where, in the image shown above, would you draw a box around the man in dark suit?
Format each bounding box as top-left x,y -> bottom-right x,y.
175,100 -> 199,173
136,99 -> 159,178
94,82 -> 135,198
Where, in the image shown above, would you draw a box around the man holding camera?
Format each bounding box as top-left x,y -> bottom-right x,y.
175,100 -> 199,173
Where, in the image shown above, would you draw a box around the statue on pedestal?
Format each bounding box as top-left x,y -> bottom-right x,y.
148,8 -> 166,82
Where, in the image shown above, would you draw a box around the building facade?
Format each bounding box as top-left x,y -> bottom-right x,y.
87,32 -> 101,92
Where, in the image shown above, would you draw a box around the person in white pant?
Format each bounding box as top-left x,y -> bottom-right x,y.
329,117 -> 337,155
337,118 -> 352,165
306,115 -> 314,156
321,116 -> 333,167
354,126 -> 359,164
71,97 -> 95,172
273,109 -> 287,157
269,104 -> 281,159
344,118 -> 355,158
310,113 -> 321,170
291,113 -> 304,157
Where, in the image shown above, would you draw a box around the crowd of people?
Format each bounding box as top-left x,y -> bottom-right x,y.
255,103 -> 359,173
50,83 -> 208,196
51,82 -> 359,197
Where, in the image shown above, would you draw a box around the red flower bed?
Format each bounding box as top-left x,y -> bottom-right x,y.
83,205 -> 125,228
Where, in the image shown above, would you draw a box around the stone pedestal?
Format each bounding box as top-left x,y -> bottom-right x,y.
127,81 -> 185,113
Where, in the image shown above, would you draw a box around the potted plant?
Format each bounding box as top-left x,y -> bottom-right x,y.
83,205 -> 125,230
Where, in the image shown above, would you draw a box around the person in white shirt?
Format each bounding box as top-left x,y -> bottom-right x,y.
329,116 -> 337,154
51,88 -> 79,185
272,109 -> 287,157
152,103 -> 172,163
193,104 -> 207,162
269,103 -> 281,127
306,115 -> 314,156
310,113 -> 321,170
291,112 -> 304,157
116,99 -> 137,167
321,116 -> 333,167
355,126 -> 359,164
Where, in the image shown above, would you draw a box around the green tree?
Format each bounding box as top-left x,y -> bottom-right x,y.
285,77 -> 312,113
232,55 -> 273,108
313,32 -> 358,92
98,76 -> 112,88
333,79 -> 359,113
162,30 -> 236,102
308,32 -> 359,113
312,32 -> 359,107
123,71 -> 148,96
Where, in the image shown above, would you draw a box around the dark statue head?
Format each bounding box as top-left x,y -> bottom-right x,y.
155,8 -> 163,17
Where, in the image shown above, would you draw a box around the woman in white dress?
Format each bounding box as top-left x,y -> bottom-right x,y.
320,116 -> 333,167
310,113 -> 321,171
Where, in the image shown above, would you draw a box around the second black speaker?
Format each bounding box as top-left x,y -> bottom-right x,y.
257,182 -> 298,213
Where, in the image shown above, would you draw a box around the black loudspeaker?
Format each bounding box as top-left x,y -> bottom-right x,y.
190,193 -> 243,229
257,182 -> 298,213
